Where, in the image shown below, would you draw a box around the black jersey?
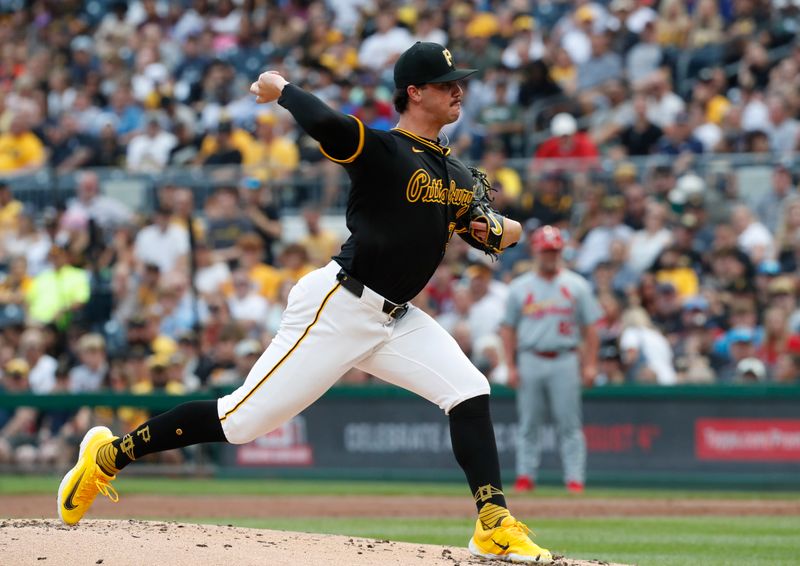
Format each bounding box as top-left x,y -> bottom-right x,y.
279,85 -> 476,303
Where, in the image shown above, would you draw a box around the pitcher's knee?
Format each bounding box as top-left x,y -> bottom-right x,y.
220,419 -> 265,445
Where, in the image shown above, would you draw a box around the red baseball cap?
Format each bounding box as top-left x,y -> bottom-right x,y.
532,225 -> 564,252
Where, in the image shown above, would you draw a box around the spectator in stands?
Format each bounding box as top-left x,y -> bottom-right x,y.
527,171 -> 573,227
644,68 -> 685,129
225,233 -> 281,301
621,179 -> 647,230
357,11 -> 414,71
0,182 -> 23,238
277,243 -> 315,286
776,197 -> 800,271
688,0 -> 725,49
126,113 -> 177,172
243,113 -> 300,181
758,306 -> 790,376
227,268 -> 270,333
655,111 -> 704,155
44,114 -> 94,174
627,201 -> 672,274
232,338 -> 262,386
574,196 -> 633,275
479,142 -> 523,212
766,95 -> 799,155
717,327 -> 760,383
0,217 -> 52,280
626,21 -> 663,85
204,187 -> 252,262
0,112 -> 45,176
731,204 -> 774,265
19,329 -> 57,395
559,4 -> 595,65
578,31 -> 623,92
155,276 -> 196,339
299,204 -> 340,267
656,0 -> 690,49
193,241 -> 230,298
0,358 -> 36,464
200,119 -> 243,166
534,112 -> 599,165
204,323 -> 241,387
618,91 -> 663,155
474,81 -> 523,159
238,178 -> 281,266
68,334 -> 109,393
66,171 -> 133,233
734,357 -> 768,383
465,262 -> 508,349
757,163 -> 797,232
26,245 -> 90,328
501,15 -> 545,70
620,307 -> 677,385
133,206 -> 189,276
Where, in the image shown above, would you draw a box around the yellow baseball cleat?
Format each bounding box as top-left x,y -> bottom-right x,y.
57,426 -> 120,525
469,515 -> 553,564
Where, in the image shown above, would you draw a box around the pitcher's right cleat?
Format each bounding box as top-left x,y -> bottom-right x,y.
57,426 -> 120,525
469,515 -> 553,564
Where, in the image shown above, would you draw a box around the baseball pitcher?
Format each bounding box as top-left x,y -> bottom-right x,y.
501,226 -> 601,494
58,43 -> 553,564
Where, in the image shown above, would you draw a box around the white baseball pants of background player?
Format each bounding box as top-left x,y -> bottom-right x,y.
515,350 -> 586,485
218,261 -> 490,444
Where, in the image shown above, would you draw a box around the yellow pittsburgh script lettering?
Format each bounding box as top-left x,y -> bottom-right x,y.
406,169 -> 474,213
406,169 -> 430,203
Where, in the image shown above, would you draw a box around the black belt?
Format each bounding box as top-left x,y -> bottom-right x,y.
336,269 -> 409,320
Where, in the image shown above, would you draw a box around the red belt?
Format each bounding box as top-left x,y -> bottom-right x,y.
534,349 -> 576,359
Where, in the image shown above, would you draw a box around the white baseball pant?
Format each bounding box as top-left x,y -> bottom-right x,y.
218,261 -> 490,444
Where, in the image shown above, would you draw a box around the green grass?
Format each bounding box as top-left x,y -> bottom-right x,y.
3,476 -> 799,565
167,516 -> 799,566
2,475 -> 799,500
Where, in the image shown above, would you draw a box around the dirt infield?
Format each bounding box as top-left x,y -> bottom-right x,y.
1,519 -> 626,566
2,496 -> 792,566
2,493 -> 794,520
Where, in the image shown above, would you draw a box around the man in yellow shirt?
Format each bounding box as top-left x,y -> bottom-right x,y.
298,204 -> 340,266
220,233 -> 283,301
197,117 -> 253,164
242,112 -> 299,181
0,114 -> 45,175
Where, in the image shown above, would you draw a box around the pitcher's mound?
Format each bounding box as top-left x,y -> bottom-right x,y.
0,519 -> 627,566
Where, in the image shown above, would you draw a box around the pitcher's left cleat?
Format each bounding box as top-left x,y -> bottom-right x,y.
57,426 -> 120,525
469,515 -> 553,563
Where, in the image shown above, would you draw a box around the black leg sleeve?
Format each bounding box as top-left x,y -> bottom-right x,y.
449,395 -> 507,512
96,400 -> 227,475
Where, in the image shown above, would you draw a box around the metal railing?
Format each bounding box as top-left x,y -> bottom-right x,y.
2,152 -> 792,217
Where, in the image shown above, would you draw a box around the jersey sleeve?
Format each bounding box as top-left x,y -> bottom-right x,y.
278,84 -> 365,164
502,281 -> 524,328
574,276 -> 602,326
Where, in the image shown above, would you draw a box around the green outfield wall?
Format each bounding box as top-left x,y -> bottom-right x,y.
3,385 -> 800,488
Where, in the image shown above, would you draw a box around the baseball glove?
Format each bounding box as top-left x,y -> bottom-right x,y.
455,167 -> 508,258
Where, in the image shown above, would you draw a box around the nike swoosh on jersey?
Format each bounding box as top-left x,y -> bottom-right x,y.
492,539 -> 510,551
412,147 -> 425,153
63,470 -> 85,510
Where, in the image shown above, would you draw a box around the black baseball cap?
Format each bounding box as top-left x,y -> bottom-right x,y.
394,42 -> 477,89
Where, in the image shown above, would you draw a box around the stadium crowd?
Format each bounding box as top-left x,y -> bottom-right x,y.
2,0 -> 800,465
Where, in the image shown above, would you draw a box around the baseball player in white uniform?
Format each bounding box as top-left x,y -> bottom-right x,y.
58,43 -> 553,563
501,226 -> 601,494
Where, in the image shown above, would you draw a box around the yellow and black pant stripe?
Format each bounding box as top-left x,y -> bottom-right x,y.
220,283 -> 341,422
